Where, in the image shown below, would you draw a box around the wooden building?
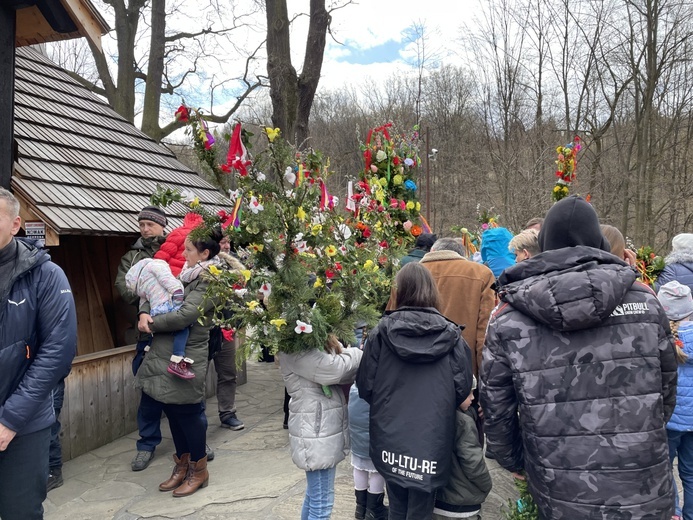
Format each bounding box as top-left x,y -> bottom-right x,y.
9,46 -> 233,461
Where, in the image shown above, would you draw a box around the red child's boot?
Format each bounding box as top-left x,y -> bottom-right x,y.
167,357 -> 196,379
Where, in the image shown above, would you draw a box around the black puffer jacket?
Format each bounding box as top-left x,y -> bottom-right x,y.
480,246 -> 677,519
357,307 -> 473,492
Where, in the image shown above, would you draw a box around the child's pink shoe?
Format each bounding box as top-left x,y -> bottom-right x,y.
168,360 -> 195,379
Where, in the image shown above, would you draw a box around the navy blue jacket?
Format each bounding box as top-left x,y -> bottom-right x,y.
0,238 -> 77,436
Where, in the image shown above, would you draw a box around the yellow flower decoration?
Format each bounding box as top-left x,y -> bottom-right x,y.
270,318 -> 287,330
364,260 -> 374,270
374,221 -> 383,231
415,202 -> 421,211
313,277 -> 324,288
250,243 -> 264,252
208,265 -> 222,276
406,201 -> 415,210
325,245 -> 337,257
393,174 -> 403,186
190,197 -> 200,208
311,224 -> 322,236
265,127 -> 280,143
296,207 -> 307,221
247,300 -> 260,310
378,177 -> 388,187
241,269 -> 252,282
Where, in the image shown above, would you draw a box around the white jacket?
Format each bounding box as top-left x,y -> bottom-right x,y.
280,348 -> 362,471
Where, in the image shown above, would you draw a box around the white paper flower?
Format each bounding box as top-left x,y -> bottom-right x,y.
228,189 -> 242,201
295,240 -> 308,253
234,288 -> 248,298
259,282 -> 272,298
294,320 -> 313,334
284,167 -> 296,185
339,245 -> 348,255
334,223 -> 352,241
294,233 -> 304,241
375,150 -> 387,162
180,189 -> 196,203
256,171 -> 267,182
285,189 -> 295,198
249,196 -> 264,213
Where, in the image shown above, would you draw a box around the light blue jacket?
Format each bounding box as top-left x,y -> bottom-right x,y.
668,322 -> 693,431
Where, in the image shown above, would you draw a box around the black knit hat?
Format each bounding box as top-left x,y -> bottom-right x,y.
138,205 -> 168,227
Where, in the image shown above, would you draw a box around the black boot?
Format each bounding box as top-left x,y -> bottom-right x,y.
355,489 -> 367,519
47,467 -> 63,492
365,491 -> 388,520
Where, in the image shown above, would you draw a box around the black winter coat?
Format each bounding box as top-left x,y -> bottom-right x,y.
480,246 -> 678,519
0,239 -> 77,436
357,307 -> 473,492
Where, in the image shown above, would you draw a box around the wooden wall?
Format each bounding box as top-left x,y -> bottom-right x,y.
61,347 -> 220,462
49,234 -> 137,356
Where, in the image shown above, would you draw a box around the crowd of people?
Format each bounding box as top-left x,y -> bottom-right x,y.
1,185 -> 692,520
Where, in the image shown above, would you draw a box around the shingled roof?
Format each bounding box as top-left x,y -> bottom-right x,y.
12,46 -> 229,236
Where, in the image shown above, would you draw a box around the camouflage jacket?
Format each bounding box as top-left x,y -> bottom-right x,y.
480,246 -> 677,519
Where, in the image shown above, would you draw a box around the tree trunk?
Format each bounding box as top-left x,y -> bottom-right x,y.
266,0 -> 298,143
141,0 -> 166,141
296,0 -> 330,148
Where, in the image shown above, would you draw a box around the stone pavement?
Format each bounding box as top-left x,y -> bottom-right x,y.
43,360 -> 519,520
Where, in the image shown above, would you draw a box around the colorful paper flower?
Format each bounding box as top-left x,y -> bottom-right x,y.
295,320 -> 313,334
270,318 -> 287,330
265,127 -> 281,143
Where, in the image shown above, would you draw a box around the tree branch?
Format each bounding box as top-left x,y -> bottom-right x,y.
63,69 -> 107,97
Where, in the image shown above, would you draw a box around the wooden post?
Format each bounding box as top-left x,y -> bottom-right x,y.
0,6 -> 15,190
425,126 -> 431,223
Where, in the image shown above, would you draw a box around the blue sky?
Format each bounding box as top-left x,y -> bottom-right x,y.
335,39 -> 405,65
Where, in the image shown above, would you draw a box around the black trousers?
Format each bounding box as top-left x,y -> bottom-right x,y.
144,393 -> 207,462
386,481 -> 436,520
0,427 -> 50,520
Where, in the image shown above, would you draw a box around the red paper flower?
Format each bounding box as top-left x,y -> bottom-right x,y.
174,105 -> 189,122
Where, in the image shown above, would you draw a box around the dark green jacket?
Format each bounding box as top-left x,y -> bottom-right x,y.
134,277 -> 214,404
399,248 -> 426,266
115,236 -> 166,305
434,408 -> 492,513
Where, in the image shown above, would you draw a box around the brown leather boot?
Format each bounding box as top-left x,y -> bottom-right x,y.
159,453 -> 190,492
172,455 -> 209,497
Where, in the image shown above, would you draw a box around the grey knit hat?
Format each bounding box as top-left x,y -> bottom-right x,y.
672,233 -> 693,252
658,281 -> 693,321
138,205 -> 167,227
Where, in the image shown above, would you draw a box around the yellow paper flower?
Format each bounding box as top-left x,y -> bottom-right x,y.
270,318 -> 287,330
364,260 -> 374,270
415,202 -> 421,211
247,300 -> 260,310
313,277 -> 324,288
241,269 -> 252,282
250,243 -> 264,252
374,221 -> 383,231
311,224 -> 322,236
208,265 -> 222,276
325,245 -> 337,257
406,201 -> 415,210
378,178 -> 388,187
190,197 -> 200,208
296,207 -> 307,221
393,174 -> 403,185
265,127 -> 280,143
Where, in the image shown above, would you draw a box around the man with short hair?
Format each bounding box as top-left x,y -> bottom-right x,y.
400,232 -> 437,266
115,205 -> 168,471
481,196 -> 678,518
523,217 -> 543,231
419,237 -> 496,378
0,187 -> 77,519
508,228 -> 540,262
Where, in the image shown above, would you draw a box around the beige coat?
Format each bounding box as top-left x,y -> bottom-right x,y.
420,251 -> 495,377
280,348 -> 362,471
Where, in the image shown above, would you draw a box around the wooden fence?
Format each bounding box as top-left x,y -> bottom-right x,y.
60,346 -> 245,462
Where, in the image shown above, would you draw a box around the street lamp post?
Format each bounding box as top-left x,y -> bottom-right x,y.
425,126 -> 430,223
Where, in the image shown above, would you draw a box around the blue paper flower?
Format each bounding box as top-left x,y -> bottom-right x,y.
404,180 -> 417,191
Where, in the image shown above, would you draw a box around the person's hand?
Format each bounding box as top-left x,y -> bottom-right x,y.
624,248 -> 637,266
0,423 -> 17,451
138,313 -> 153,334
512,472 -> 526,480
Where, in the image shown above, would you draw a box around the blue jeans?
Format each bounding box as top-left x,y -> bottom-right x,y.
669,429 -> 693,520
137,391 -> 163,452
172,327 -> 191,358
301,466 -> 337,520
0,427 -> 50,520
49,379 -> 65,469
